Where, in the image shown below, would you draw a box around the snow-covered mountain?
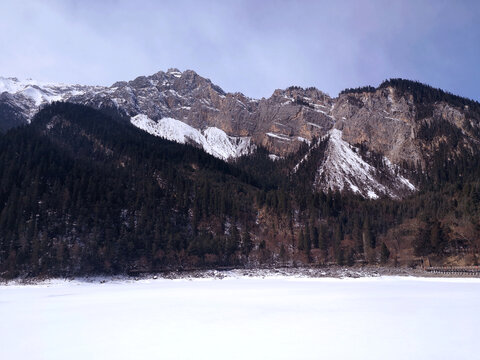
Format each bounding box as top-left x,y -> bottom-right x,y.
3,69 -> 478,199
0,71 -> 259,160
0,69 -> 330,159
0,76 -> 105,119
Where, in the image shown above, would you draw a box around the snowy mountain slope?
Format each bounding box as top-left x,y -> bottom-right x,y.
203,127 -> 253,159
131,114 -> 253,160
0,77 -> 105,119
300,129 -> 416,199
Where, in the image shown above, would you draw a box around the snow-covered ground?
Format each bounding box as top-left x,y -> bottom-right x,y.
1,276 -> 479,360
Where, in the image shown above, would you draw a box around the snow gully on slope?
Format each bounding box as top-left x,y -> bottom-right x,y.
130,114 -> 253,160
309,129 -> 416,199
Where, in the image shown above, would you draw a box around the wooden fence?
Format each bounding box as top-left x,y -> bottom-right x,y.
425,266 -> 480,276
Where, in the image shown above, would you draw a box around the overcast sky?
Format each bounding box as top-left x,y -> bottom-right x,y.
1,0 -> 479,100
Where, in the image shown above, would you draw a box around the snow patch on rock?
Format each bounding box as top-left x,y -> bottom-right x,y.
131,114 -> 253,160
203,127 -> 253,159
266,132 -> 292,141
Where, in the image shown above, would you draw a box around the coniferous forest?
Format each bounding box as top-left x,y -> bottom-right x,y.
0,101 -> 479,278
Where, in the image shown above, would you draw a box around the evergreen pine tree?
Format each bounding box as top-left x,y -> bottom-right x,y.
380,243 -> 390,264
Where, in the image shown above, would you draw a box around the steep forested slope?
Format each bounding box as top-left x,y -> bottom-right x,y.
0,103 -> 260,276
0,100 -> 479,278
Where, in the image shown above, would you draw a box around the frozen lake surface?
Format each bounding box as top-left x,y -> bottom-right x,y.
1,276 -> 479,359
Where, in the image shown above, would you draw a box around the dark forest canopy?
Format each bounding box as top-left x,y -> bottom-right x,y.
339,85 -> 376,95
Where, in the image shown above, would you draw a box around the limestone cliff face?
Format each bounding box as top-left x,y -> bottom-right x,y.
332,86 -> 480,168
332,87 -> 419,165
